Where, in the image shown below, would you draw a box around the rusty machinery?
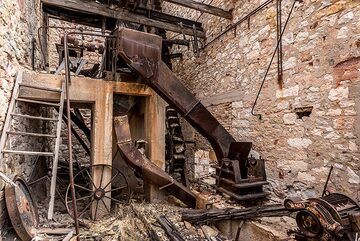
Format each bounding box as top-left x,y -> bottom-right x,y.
285,193 -> 360,241
104,28 -> 268,202
4,177 -> 39,241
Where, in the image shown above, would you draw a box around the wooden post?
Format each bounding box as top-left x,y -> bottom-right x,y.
41,10 -> 49,71
144,90 -> 166,201
91,82 -> 113,219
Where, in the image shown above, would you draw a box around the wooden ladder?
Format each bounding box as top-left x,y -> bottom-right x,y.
0,70 -> 65,220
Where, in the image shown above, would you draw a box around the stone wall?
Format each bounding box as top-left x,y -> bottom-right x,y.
163,0 -> 360,200
0,0 -> 42,231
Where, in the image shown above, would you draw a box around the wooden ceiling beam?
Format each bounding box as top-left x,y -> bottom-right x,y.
41,0 -> 206,38
163,0 -> 232,19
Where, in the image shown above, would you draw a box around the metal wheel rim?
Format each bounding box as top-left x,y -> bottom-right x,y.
65,164 -> 130,221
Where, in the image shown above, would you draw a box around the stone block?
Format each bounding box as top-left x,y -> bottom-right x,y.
283,113 -> 297,125
287,138 -> 312,149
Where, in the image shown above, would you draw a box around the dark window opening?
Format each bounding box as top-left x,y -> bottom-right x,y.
295,106 -> 313,119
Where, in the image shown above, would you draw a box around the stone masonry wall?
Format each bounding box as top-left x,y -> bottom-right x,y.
0,0 -> 42,231
163,0 -> 360,200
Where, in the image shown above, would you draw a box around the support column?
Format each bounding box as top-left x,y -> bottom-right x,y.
91,82 -> 113,219
144,90 -> 166,202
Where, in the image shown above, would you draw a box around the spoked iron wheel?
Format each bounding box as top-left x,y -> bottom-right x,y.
65,164 -> 130,221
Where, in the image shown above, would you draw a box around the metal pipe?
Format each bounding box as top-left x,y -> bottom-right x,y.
251,0 -> 297,119
276,0 -> 283,87
63,31 -> 116,237
322,165 -> 333,197
63,31 -> 80,238
37,26 -> 112,71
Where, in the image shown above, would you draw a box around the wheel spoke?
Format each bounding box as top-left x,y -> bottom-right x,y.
78,199 -> 94,218
99,165 -> 104,188
85,169 -> 97,189
105,185 -> 127,193
74,184 -> 92,192
100,198 -> 111,214
103,171 -> 119,190
104,195 -> 122,204
76,195 -> 93,202
94,200 -> 99,221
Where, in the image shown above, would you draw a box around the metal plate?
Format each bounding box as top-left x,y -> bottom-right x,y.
5,177 -> 39,241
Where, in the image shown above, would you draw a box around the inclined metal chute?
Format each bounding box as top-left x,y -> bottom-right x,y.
114,27 -> 268,202
114,115 -> 196,208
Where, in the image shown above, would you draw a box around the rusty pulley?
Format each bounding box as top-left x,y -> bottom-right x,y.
5,177 -> 39,241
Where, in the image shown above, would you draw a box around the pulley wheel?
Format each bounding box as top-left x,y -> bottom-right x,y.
65,164 -> 130,221
5,177 -> 39,241
296,210 -> 323,238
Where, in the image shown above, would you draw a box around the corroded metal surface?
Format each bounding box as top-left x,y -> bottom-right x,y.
5,177 -> 39,241
115,27 -> 268,202
114,115 -> 196,208
285,193 -> 360,240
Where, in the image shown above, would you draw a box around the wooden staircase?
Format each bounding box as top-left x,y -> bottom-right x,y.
0,70 -> 65,220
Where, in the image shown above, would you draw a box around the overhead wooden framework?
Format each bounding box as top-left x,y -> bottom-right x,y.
163,0 -> 232,19
41,0 -> 206,38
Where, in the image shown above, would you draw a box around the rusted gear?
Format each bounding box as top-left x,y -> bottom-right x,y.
5,177 -> 39,241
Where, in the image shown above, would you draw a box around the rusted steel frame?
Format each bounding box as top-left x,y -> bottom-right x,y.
163,0 -> 232,19
116,27 -> 253,162
37,26 -> 111,71
61,114 -> 90,155
181,204 -> 289,225
69,110 -> 91,142
114,116 -> 196,208
158,215 -> 185,241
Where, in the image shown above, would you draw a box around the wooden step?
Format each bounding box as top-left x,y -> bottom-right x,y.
11,113 -> 58,121
7,131 -> 56,138
216,187 -> 270,201
2,150 -> 54,156
16,98 -> 60,107
19,84 -> 62,93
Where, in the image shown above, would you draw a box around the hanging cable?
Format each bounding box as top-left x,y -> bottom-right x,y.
251,0 -> 298,120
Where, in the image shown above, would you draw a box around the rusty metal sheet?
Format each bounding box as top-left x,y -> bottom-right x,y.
114,115 -> 196,208
5,177 -> 39,241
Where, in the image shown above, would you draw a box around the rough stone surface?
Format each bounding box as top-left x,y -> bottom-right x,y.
164,0 -> 360,198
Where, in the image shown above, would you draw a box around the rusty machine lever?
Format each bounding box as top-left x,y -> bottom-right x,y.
109,28 -> 268,201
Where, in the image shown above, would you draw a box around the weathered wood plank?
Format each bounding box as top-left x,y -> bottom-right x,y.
164,0 -> 232,19
41,0 -> 206,38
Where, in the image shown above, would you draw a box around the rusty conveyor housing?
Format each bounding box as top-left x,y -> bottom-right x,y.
113,28 -> 268,202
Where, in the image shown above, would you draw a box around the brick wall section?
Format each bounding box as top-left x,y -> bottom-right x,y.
163,0 -> 360,199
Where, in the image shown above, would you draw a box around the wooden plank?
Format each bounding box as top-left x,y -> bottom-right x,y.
20,83 -> 62,92
2,150 -> 54,156
16,98 -> 60,107
0,71 -> 23,161
164,0 -> 232,19
11,113 -> 59,121
7,131 -> 56,138
48,81 -> 65,220
41,0 -> 206,38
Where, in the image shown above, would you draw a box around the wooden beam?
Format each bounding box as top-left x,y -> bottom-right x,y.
41,0 -> 206,38
164,0 -> 232,19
